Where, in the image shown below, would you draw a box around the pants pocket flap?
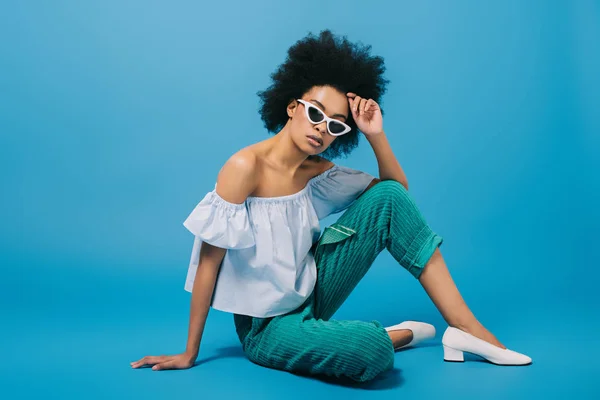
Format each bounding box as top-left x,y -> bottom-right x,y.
319,223 -> 356,246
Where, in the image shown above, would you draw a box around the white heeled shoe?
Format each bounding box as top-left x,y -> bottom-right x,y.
385,321 -> 436,350
442,326 -> 532,365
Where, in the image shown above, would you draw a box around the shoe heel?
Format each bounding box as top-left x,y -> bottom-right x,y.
443,345 -> 464,362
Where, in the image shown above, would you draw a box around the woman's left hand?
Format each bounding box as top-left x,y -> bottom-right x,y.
347,92 -> 384,137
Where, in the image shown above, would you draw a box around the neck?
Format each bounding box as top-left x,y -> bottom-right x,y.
264,122 -> 310,174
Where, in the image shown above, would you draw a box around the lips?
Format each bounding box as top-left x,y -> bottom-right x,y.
307,135 -> 323,146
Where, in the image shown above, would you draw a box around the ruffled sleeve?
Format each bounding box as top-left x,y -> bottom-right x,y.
183,186 -> 256,293
309,165 -> 376,220
182,186 -> 256,250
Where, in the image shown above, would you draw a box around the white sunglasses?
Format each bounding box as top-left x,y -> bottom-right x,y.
297,99 -> 351,136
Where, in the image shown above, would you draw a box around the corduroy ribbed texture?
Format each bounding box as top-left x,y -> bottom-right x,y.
233,180 -> 444,383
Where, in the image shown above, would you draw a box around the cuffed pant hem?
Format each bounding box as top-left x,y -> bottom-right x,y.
401,225 -> 444,279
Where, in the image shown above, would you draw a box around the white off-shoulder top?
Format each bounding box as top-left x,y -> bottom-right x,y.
182,164 -> 376,318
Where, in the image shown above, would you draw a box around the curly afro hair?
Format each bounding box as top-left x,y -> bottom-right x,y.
257,29 -> 390,160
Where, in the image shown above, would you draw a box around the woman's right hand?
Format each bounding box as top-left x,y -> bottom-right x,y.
130,352 -> 196,371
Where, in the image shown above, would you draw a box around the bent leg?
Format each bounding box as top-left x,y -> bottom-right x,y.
313,179 -> 444,320
232,180 -> 446,381
234,308 -> 394,383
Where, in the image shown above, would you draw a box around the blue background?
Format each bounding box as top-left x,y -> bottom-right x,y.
1,0 -> 599,398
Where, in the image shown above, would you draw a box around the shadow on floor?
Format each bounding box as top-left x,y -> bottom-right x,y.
193,345 -> 246,366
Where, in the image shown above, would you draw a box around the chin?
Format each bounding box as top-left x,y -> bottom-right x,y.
298,140 -> 322,155
306,145 -> 323,155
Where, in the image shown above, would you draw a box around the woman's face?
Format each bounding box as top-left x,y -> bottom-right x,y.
287,85 -> 350,155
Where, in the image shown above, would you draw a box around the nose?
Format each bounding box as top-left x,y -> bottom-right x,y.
315,121 -> 327,134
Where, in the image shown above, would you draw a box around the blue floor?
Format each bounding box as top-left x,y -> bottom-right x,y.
3,250 -> 598,399
2,2 -> 598,398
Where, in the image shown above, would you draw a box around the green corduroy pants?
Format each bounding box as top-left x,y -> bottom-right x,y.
233,180 -> 444,382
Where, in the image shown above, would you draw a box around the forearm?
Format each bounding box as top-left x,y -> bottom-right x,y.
366,131 -> 409,190
185,242 -> 226,358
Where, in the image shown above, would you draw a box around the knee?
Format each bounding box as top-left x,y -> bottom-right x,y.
349,340 -> 395,383
368,180 -> 414,208
339,326 -> 395,382
376,179 -> 409,196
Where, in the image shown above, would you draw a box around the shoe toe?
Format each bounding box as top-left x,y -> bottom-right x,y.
506,349 -> 532,365
410,322 -> 436,341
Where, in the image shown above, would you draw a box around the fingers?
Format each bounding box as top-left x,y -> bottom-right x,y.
130,354 -> 193,371
365,99 -> 373,113
347,93 -> 377,117
349,100 -> 357,119
353,96 -> 362,113
359,98 -> 368,116
130,355 -> 168,368
152,360 -> 177,371
348,95 -> 362,119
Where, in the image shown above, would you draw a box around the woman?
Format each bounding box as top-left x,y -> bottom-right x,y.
131,30 -> 532,382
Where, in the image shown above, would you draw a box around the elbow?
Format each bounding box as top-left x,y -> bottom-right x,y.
377,178 -> 409,191
388,178 -> 408,191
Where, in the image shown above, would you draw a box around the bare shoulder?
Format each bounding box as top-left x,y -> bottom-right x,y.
215,148 -> 259,204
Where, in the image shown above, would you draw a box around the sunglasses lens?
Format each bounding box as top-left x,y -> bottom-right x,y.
328,121 -> 347,134
307,106 -> 325,123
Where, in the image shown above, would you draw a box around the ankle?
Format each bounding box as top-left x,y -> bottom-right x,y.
449,317 -> 481,335
451,322 -> 506,349
388,329 -> 413,348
